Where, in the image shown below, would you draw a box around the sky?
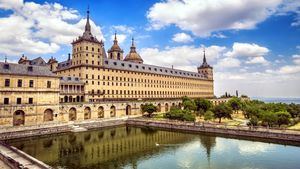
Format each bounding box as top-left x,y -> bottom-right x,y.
0,0 -> 299,98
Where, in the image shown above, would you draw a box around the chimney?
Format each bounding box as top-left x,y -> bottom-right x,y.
68,53 -> 71,61
172,65 -> 174,69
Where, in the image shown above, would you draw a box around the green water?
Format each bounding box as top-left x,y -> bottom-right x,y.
6,126 -> 300,169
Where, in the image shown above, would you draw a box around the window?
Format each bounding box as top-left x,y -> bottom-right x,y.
4,98 -> 9,104
28,98 -> 33,104
17,98 -> 21,104
29,80 -> 34,87
47,81 -> 51,88
27,66 -> 33,71
4,79 -> 10,87
17,79 -> 22,87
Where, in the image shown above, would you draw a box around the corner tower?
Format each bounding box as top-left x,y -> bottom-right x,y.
71,8 -> 105,67
108,33 -> 124,60
198,49 -> 213,80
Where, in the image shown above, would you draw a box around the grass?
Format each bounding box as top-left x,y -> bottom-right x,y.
288,122 -> 300,130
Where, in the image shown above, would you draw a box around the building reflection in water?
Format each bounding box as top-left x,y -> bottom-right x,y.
7,126 -> 216,169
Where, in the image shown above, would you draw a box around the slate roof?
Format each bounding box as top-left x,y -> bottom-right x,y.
103,58 -> 208,80
0,62 -> 57,77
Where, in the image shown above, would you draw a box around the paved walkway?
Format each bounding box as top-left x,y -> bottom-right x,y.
0,143 -> 50,169
0,160 -> 10,169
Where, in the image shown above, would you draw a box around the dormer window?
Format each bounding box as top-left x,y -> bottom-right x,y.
27,66 -> 33,72
113,62 -> 117,65
105,61 -> 109,64
3,64 -> 9,70
129,64 -> 132,67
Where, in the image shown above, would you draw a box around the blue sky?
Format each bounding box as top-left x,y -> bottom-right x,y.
0,0 -> 299,97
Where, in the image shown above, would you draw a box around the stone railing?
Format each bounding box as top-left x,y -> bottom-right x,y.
127,118 -> 300,143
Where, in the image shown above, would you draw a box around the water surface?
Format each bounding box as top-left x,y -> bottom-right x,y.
7,126 -> 300,169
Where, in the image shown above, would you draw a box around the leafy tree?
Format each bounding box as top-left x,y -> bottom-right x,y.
164,108 -> 195,122
212,103 -> 233,123
247,116 -> 259,126
276,111 -> 291,127
141,104 -> 157,117
204,111 -> 214,121
260,111 -> 277,127
243,105 -> 261,119
183,99 -> 196,111
228,97 -> 242,113
194,98 -> 213,113
286,103 -> 300,118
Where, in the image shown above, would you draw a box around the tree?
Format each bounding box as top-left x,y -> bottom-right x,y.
212,103 -> 233,123
183,99 -> 196,111
164,108 -> 195,122
260,111 -> 277,127
247,116 -> 259,126
243,105 -> 261,119
228,97 -> 242,113
276,111 -> 291,127
287,103 -> 300,118
141,104 -> 157,117
194,98 -> 213,113
204,111 -> 214,121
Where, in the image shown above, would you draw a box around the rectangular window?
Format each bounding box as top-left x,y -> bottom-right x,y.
4,98 -> 9,104
28,98 -> 33,104
29,80 -> 34,88
17,79 -> 22,87
47,81 -> 51,88
4,79 -> 10,87
17,98 -> 21,104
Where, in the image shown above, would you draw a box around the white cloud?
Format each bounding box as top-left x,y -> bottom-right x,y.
147,0 -> 287,37
278,65 -> 300,74
172,33 -> 193,43
211,33 -> 227,39
292,54 -> 300,64
0,0 -> 104,57
246,56 -> 269,65
112,25 -> 134,34
140,45 -> 226,71
216,57 -> 241,68
110,34 -> 127,44
225,42 -> 269,58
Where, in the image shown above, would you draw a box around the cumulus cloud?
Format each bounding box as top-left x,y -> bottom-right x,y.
147,0 -> 288,37
110,34 -> 127,44
225,43 -> 269,58
0,0 -> 104,56
216,57 -> 241,68
140,45 -> 226,71
112,25 -> 134,34
246,56 -> 269,65
172,33 -> 193,43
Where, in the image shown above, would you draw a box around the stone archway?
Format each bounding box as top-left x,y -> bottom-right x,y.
13,110 -> 25,126
98,106 -> 104,118
157,103 -> 161,112
165,103 -> 169,112
69,107 -> 77,121
172,103 -> 175,108
126,105 -> 131,116
84,107 -> 91,120
110,106 -> 116,117
44,109 -> 54,122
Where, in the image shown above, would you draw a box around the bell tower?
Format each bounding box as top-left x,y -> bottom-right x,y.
107,32 -> 124,60
198,48 -> 213,80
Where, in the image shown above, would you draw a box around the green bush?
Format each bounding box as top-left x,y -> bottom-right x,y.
204,111 -> 214,121
164,108 -> 195,122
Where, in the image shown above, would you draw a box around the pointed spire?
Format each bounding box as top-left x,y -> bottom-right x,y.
85,6 -> 91,33
113,31 -> 118,44
203,47 -> 207,64
131,37 -> 135,47
130,37 -> 136,53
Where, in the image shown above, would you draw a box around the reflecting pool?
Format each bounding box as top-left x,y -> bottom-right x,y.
6,126 -> 300,169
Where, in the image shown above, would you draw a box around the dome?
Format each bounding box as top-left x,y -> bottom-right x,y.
108,33 -> 123,52
124,38 -> 143,64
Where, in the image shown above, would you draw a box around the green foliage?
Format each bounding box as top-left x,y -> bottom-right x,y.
141,103 -> 157,117
260,111 -> 277,127
275,111 -> 291,127
182,99 -> 197,111
204,111 -> 214,121
212,103 -> 233,123
227,97 -> 242,113
164,108 -> 195,122
194,98 -> 213,113
247,116 -> 259,126
286,103 -> 300,118
243,105 -> 262,119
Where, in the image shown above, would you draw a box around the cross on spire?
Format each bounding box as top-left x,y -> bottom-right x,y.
85,5 -> 91,33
